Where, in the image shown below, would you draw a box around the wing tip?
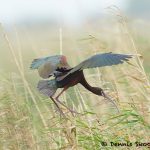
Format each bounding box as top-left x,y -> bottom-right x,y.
30,58 -> 41,69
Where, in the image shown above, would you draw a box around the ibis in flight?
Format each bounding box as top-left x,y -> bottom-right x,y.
30,52 -> 132,116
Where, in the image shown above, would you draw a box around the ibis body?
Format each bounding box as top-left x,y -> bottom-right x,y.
30,52 -> 133,115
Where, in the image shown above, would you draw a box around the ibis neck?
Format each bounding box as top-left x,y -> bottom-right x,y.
80,75 -> 100,96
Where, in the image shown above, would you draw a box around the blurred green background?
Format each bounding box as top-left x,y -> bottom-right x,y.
0,1 -> 150,149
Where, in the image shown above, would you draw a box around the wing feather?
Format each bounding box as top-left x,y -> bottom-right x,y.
37,79 -> 57,97
30,55 -> 70,78
71,52 -> 132,73
57,52 -> 132,80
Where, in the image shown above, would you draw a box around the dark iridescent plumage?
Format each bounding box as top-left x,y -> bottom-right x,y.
30,55 -> 70,78
31,52 -> 133,116
57,52 -> 132,80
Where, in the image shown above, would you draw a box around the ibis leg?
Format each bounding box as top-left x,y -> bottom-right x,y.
50,96 -> 66,118
55,88 -> 80,115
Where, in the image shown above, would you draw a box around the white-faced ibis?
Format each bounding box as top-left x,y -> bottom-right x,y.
30,52 -> 132,116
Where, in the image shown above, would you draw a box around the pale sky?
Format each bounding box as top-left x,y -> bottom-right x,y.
0,0 -> 126,25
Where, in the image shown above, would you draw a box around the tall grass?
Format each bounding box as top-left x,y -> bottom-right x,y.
0,13 -> 150,149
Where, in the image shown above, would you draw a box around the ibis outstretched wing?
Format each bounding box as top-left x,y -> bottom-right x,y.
57,52 -> 132,81
30,55 -> 70,78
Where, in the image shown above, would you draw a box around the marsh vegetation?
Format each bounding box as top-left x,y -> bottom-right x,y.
0,13 -> 150,149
